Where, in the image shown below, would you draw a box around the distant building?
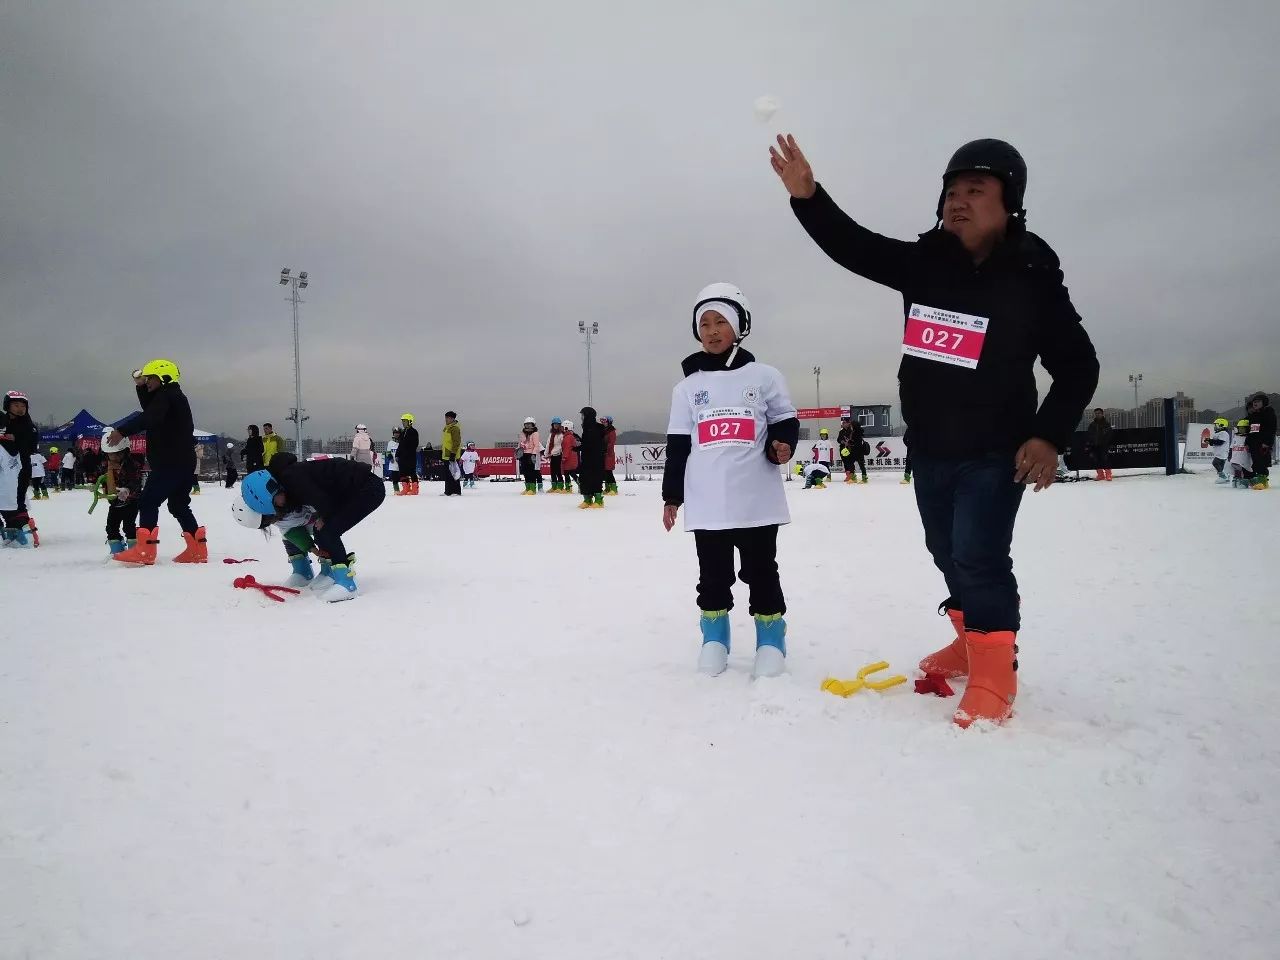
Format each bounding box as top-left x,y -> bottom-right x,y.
844,404 -> 894,437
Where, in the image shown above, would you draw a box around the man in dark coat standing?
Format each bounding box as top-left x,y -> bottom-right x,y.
575,407 -> 607,509
108,359 -> 206,565
1085,408 -> 1114,481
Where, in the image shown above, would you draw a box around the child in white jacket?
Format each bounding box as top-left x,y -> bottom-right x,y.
662,282 -> 800,679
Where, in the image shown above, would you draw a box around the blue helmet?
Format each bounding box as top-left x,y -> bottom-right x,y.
242,470 -> 280,514
551,416 -> 562,425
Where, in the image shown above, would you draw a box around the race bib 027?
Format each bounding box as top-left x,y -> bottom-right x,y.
902,304 -> 988,369
696,407 -> 758,448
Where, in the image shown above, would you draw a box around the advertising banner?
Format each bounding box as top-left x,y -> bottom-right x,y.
1063,427 -> 1166,471
1182,422 -> 1219,470
619,443 -> 667,478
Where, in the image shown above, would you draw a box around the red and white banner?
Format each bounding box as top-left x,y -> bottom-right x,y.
796,406 -> 846,420
76,435 -> 147,454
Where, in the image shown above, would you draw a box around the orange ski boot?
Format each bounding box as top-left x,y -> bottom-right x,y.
918,606 -> 969,679
953,631 -> 1018,729
113,527 -> 158,565
173,527 -> 208,563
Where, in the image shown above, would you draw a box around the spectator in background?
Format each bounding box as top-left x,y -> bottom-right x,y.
441,411 -> 463,496
1086,408 -> 1114,482
602,415 -> 619,495
46,447 -> 62,491
191,438 -> 204,494
838,416 -> 868,484
386,428 -> 402,493
350,425 -> 375,470
224,443 -> 238,488
397,414 -> 419,495
262,423 -> 283,465
61,447 -> 77,490
1245,392 -> 1274,490
242,425 -> 264,473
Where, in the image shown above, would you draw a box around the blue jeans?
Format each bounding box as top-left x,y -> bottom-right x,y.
912,454 -> 1025,633
139,466 -> 199,533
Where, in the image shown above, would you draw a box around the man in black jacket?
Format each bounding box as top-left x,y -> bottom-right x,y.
575,407 -> 607,508
1085,409 -> 1114,481
397,414 -> 420,495
107,359 -> 206,565
242,425 -> 265,473
1245,392 -> 1275,489
837,416 -> 867,484
773,135 -> 1099,727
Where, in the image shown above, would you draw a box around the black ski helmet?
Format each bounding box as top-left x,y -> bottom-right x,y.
936,139 -> 1028,221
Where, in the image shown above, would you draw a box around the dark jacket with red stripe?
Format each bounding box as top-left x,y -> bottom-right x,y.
791,185 -> 1099,458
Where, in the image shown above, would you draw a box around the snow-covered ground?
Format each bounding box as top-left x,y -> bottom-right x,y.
4,473 -> 1277,959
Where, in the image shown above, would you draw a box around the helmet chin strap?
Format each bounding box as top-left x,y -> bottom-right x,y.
723,327 -> 749,368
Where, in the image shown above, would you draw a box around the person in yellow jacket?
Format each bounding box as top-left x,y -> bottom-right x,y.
441,411 -> 463,496
262,422 -> 284,465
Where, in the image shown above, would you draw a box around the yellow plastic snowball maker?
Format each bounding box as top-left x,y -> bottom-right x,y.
821,661 -> 908,697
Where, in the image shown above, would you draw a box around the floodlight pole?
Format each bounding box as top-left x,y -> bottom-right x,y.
279,268 -> 310,455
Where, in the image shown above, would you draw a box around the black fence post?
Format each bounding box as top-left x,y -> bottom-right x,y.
1163,397 -> 1178,475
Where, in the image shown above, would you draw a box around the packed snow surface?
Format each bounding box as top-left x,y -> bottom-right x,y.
3,473 -> 1277,959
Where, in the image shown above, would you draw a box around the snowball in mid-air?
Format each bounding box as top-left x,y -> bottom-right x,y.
753,95 -> 780,123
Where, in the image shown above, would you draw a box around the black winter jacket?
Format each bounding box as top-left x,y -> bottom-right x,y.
837,422 -> 865,456
1248,398 -> 1276,448
575,413 -> 606,474
267,452 -> 377,519
242,435 -> 264,470
398,426 -> 420,470
1086,419 -> 1113,451
117,383 -> 196,470
0,411 -> 38,466
791,185 -> 1099,457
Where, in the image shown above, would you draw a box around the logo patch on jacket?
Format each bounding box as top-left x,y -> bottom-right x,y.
742,386 -> 761,405
693,390 -> 710,406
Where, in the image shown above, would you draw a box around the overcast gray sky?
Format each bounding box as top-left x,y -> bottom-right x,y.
3,0 -> 1277,443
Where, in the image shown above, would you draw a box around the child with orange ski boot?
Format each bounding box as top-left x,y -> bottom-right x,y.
1,390 -> 40,545
241,451 -> 385,602
575,407 -> 606,508
99,430 -> 145,556
662,283 -> 799,677
110,360 -> 207,565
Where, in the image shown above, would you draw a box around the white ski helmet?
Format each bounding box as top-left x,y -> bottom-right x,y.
692,282 -> 751,342
562,420 -> 574,431
231,497 -> 267,530
101,427 -> 130,454
523,416 -> 536,425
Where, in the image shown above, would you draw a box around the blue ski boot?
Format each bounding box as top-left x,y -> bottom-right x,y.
752,614 -> 787,678
697,609 -> 730,676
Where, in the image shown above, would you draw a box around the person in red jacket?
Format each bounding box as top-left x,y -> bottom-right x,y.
602,415 -> 619,495
561,419 -> 580,495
